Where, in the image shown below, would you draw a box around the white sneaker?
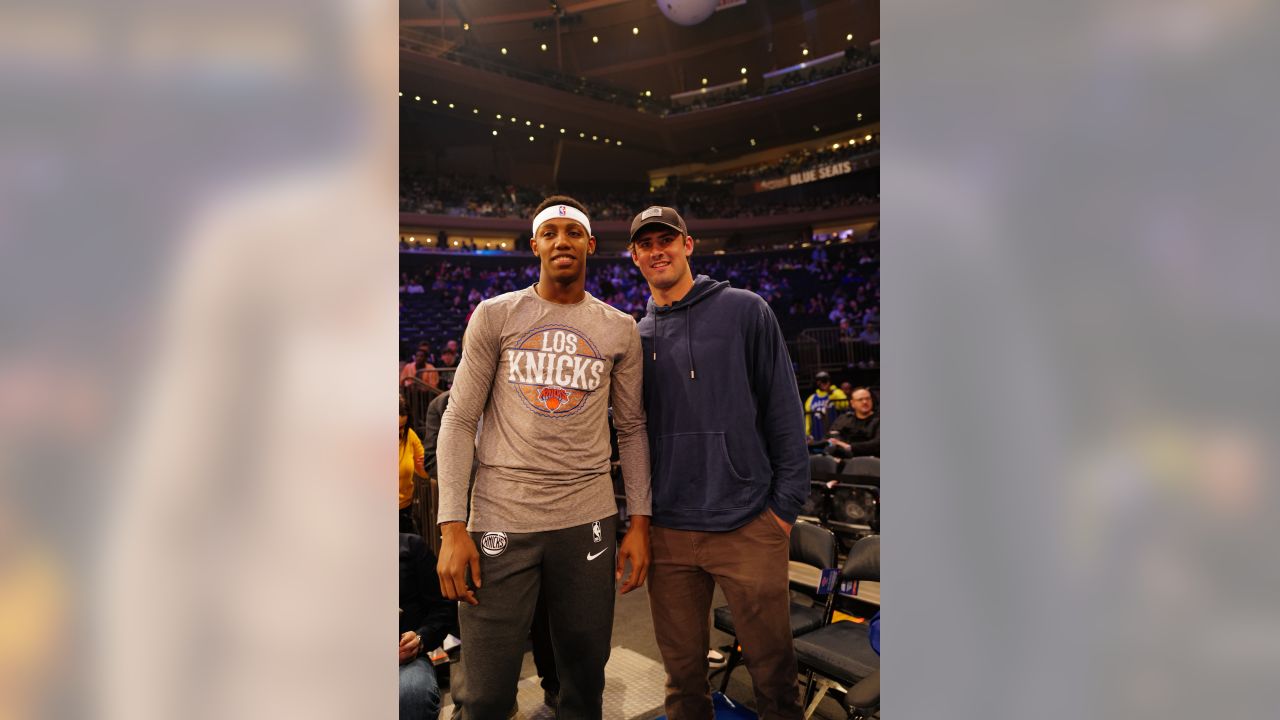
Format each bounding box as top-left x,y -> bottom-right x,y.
707,649 -> 727,669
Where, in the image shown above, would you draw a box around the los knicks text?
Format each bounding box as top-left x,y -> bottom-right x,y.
507,331 -> 605,390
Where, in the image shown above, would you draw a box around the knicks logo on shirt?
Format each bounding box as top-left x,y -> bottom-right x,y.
505,325 -> 605,418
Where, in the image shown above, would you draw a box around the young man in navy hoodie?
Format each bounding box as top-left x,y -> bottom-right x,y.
628,206 -> 809,719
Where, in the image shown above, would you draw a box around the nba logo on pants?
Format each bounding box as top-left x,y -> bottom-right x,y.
592,521 -> 602,544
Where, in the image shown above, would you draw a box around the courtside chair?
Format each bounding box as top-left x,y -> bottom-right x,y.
793,535 -> 880,719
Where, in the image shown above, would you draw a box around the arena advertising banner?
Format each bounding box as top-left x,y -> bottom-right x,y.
742,159 -> 857,193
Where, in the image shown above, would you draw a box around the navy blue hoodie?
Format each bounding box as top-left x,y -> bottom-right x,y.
638,275 -> 809,531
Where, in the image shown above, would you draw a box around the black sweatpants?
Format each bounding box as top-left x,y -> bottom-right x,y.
454,515 -> 617,720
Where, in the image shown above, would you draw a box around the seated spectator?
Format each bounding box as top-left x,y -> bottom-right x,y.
827,387 -> 879,458
401,350 -> 439,390
400,533 -> 459,720
805,371 -> 849,442
857,323 -> 880,344
400,396 -> 426,533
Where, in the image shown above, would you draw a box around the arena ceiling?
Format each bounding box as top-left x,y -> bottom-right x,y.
400,0 -> 879,179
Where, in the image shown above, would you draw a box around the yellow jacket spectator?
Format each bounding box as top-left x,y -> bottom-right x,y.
804,371 -> 848,441
400,396 -> 426,533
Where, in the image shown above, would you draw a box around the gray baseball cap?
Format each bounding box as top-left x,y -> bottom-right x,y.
629,206 -> 688,243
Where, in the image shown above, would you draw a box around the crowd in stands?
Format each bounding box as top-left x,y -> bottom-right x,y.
674,188 -> 877,219
761,47 -> 879,98
709,135 -> 880,186
399,240 -> 879,370
400,168 -> 878,221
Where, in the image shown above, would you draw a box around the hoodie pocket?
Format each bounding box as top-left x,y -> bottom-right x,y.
655,432 -> 758,511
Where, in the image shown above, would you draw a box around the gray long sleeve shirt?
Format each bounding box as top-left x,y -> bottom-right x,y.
436,286 -> 651,533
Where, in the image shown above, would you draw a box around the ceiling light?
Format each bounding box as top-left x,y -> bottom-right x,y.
800,62 -> 806,69
750,138 -> 756,146
644,90 -> 652,97
501,47 -> 508,55
398,91 -> 403,97
539,123 -> 545,129
431,99 -> 438,105
865,134 -> 872,141
510,117 -> 516,122
802,48 -> 809,56
740,67 -> 747,75
540,43 -> 548,51
701,77 -> 708,85
856,112 -> 862,120
529,136 -> 535,141
473,108 -> 479,114
409,237 -> 415,241
579,132 -> 585,138
846,33 -> 853,41
604,138 -> 610,143
632,27 -> 639,35
496,113 -> 502,119
463,22 -> 470,31
525,120 -> 531,126
560,128 -> 566,133
592,135 -> 598,140
813,125 -> 820,132
492,130 -> 498,136
448,103 -> 455,108
592,35 -> 599,43
414,95 -> 421,101
616,141 -> 622,147
832,143 -> 840,150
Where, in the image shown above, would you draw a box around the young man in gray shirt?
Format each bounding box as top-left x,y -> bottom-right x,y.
435,195 -> 652,719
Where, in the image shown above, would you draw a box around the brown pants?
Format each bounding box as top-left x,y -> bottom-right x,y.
648,511 -> 803,720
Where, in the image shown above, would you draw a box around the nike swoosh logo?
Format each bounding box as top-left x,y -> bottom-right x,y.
587,547 -> 610,561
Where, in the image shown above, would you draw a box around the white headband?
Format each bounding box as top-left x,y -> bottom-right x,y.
531,204 -> 592,237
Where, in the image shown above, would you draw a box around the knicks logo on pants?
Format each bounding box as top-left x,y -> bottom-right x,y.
504,325 -> 605,418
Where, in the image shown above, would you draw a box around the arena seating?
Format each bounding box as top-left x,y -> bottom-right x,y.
399,158 -> 878,220
793,535 -> 881,719
399,242 -> 879,361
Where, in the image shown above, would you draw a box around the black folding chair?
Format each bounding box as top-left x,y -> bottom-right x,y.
803,455 -> 841,522
830,457 -> 880,537
712,521 -> 838,693
794,535 -> 880,719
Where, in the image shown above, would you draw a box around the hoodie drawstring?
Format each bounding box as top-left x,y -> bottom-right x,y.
653,312 -> 659,361
686,304 -> 696,380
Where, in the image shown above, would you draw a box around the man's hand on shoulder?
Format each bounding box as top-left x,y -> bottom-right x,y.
616,515 -> 650,595
437,522 -> 481,605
